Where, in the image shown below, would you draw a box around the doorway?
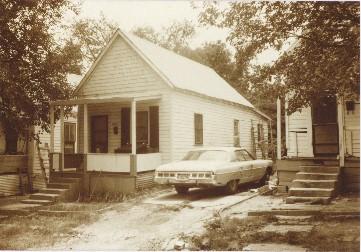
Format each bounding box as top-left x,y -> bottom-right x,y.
312,96 -> 338,157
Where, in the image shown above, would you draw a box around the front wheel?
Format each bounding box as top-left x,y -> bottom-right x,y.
175,186 -> 189,194
223,180 -> 238,195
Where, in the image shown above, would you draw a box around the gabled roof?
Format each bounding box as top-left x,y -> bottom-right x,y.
75,29 -> 257,110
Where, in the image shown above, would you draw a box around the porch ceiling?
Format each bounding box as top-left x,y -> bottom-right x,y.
50,94 -> 162,106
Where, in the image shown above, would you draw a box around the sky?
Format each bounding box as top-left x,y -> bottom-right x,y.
67,0 -> 283,84
79,0 -> 230,48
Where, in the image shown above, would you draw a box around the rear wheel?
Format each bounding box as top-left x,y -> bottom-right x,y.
259,167 -> 272,185
223,180 -> 238,195
175,186 -> 189,194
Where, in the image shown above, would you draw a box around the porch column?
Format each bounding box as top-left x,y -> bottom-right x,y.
337,95 -> 345,167
285,94 -> 289,151
50,105 -> 54,152
60,105 -> 64,171
83,103 -> 88,154
277,97 -> 282,159
131,98 -> 137,155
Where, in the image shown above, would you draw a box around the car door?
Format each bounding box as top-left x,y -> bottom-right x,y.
241,150 -> 264,181
234,150 -> 252,182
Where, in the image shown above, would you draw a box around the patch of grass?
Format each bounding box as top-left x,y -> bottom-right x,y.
0,212 -> 97,250
190,215 -> 360,251
190,216 -> 271,251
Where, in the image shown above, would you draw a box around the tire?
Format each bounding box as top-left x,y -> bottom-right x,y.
175,186 -> 189,194
223,180 -> 238,195
259,168 -> 272,185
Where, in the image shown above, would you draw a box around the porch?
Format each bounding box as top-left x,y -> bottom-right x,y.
48,95 -> 163,195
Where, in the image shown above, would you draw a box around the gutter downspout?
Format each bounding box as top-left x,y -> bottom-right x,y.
277,97 -> 282,160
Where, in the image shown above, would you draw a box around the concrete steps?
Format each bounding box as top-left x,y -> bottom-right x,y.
286,165 -> 340,205
21,174 -> 83,206
289,188 -> 334,197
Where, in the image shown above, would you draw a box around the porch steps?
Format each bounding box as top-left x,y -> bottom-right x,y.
20,175 -> 83,206
286,165 -> 340,205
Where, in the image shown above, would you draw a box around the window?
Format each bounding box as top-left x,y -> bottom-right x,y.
257,123 -> 264,143
234,120 -> 240,147
64,122 -> 76,154
136,111 -> 148,144
194,114 -> 203,145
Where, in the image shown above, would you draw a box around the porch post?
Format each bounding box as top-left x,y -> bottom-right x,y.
277,97 -> 282,159
60,105 -> 64,171
337,95 -> 345,167
83,103 -> 88,154
285,94 -> 289,151
131,98 -> 137,155
50,105 -> 54,152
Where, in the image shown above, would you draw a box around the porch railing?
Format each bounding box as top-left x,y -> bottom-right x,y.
50,153 -> 162,174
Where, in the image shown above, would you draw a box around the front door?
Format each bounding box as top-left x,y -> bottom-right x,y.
91,115 -> 108,153
312,96 -> 338,157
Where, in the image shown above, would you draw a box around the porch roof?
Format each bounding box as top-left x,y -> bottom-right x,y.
50,94 -> 162,106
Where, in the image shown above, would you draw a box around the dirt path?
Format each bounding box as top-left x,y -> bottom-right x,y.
40,187 -> 259,250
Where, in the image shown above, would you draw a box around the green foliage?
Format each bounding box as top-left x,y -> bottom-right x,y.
197,1 -> 360,113
0,0 -> 83,139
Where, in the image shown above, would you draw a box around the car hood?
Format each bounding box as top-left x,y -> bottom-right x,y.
155,161 -> 227,173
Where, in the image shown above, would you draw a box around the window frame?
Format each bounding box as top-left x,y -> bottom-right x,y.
233,119 -> 240,147
194,113 -> 203,145
64,122 -> 76,154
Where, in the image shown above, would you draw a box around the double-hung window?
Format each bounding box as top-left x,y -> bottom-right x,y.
194,114 -> 203,145
234,120 -> 240,147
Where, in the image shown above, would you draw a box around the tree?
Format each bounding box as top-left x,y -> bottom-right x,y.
72,12 -> 118,70
0,0 -> 83,144
197,1 -> 360,113
132,20 -> 196,56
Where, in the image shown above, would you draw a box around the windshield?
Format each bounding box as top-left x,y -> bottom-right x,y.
182,150 -> 229,161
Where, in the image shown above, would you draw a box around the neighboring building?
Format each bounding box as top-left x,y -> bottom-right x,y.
49,29 -> 270,195
276,46 -> 360,203
0,114 -> 77,196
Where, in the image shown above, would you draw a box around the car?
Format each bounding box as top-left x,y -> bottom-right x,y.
154,147 -> 274,194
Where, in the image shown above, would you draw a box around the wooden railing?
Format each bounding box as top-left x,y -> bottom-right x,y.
50,153 -> 162,174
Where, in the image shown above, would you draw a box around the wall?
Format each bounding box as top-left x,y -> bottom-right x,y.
286,107 -> 313,157
76,35 -> 171,164
171,91 -> 269,162
344,99 -> 360,157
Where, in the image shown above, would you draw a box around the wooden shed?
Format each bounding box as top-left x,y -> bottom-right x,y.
48,29 -> 270,196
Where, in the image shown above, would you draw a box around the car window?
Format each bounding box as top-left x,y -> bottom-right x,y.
234,150 -> 246,162
182,150 -> 229,161
240,150 -> 255,161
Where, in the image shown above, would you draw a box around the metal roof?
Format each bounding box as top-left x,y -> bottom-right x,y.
122,31 -> 255,108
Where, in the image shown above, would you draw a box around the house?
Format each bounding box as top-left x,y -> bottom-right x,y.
48,29 -> 270,196
0,114 -> 77,196
276,59 -> 360,202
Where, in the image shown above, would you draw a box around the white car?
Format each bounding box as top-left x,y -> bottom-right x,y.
154,147 -> 274,194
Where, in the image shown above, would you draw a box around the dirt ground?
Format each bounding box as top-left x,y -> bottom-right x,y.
1,184 -> 359,251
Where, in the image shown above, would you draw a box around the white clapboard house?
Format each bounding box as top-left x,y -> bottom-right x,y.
47,29 -> 270,196
276,41 -> 360,204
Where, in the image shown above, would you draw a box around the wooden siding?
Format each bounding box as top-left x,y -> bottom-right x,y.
344,100 -> 360,157
171,91 -> 269,161
77,36 -> 170,98
286,107 -> 313,157
136,171 -> 156,190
